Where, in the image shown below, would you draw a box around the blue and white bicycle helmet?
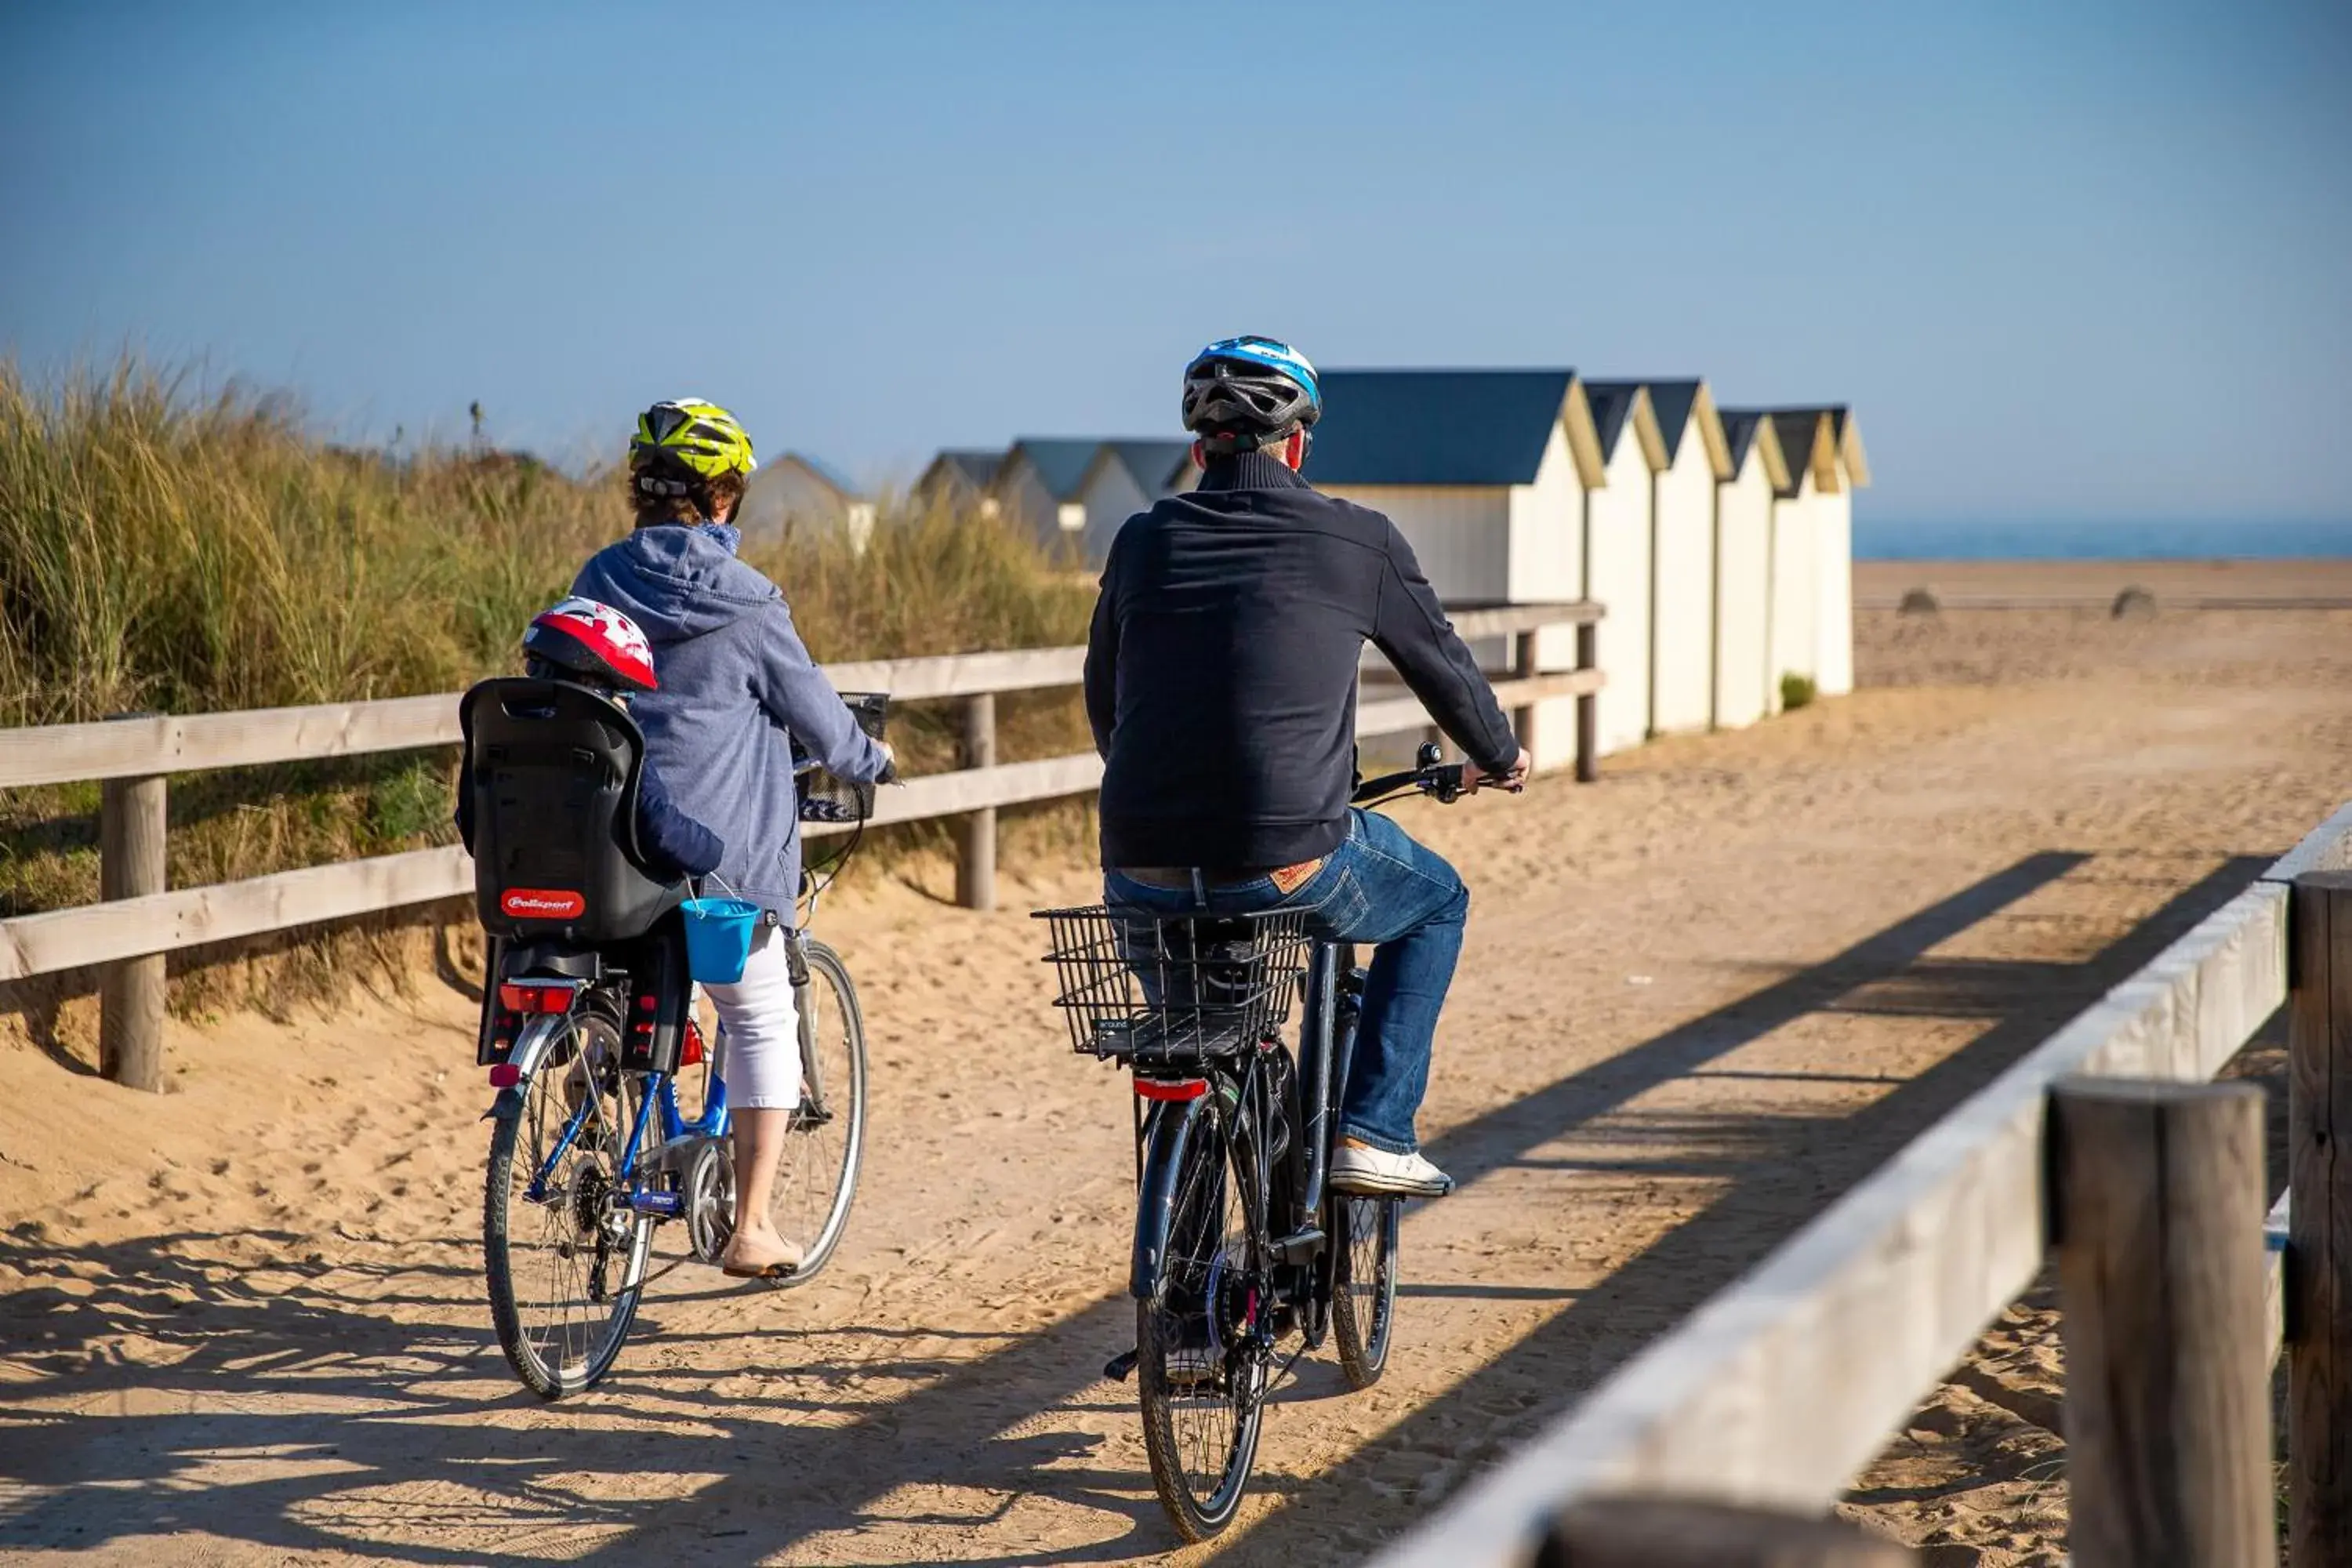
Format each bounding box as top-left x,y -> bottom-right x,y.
1181,336 -> 1322,454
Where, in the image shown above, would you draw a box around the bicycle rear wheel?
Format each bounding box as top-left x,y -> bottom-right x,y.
765,937 -> 868,1283
483,1012 -> 651,1397
1331,1192 -> 1399,1388
1138,1093 -> 1268,1541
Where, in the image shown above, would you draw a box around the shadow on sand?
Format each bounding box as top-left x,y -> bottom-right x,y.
0,850 -> 2270,1564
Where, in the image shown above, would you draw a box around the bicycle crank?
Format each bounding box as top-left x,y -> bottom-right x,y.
684,1138 -> 736,1265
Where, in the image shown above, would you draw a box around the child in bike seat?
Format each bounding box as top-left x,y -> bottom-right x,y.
569,398 -> 894,1280
455,597 -> 726,884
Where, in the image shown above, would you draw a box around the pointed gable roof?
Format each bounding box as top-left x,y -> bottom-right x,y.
1102,438 -> 1195,494
1719,409 -> 1793,493
1005,437 -> 1102,501
1645,380 -> 1700,459
1307,369 -> 1604,488
773,452 -> 865,501
1765,411 -> 1836,498
931,448 -> 1004,488
1581,380 -> 1669,471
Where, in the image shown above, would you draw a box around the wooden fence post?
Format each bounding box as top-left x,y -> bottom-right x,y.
1511,628 -> 1540,760
1574,620 -> 1598,783
99,765 -> 168,1091
2051,1079 -> 2273,1568
955,692 -> 996,912
1537,1497 -> 1915,1566
2290,868 -> 2352,1566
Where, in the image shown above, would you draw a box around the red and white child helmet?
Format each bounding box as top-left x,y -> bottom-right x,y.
521,597 -> 659,692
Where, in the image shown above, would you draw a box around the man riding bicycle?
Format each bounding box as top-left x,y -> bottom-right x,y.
1084,336 -> 1530,1199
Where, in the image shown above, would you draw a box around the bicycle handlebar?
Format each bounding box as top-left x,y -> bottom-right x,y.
1349,754 -> 1522,808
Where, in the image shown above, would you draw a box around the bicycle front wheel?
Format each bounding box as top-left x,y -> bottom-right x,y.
767,937 -> 869,1283
1138,1094 -> 1268,1541
483,1011 -> 652,1398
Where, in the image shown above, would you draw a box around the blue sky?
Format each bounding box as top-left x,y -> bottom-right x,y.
3,1 -> 2346,524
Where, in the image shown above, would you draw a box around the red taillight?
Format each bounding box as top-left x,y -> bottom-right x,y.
1135,1077 -> 1209,1102
498,982 -> 579,1015
488,1063 -> 522,1087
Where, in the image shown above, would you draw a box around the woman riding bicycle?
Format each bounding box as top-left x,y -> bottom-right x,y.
571,398 -> 893,1279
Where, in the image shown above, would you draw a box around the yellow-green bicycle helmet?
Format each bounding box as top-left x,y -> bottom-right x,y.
629,397 -> 757,490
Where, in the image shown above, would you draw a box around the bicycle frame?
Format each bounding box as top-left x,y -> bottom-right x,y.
510,942 -> 837,1220
1126,935 -> 1360,1301
513,1007 -> 735,1220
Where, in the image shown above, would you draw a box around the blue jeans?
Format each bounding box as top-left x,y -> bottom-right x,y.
1103,808 -> 1469,1155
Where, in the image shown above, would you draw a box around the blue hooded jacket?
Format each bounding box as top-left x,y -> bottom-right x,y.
571,523 -> 889,916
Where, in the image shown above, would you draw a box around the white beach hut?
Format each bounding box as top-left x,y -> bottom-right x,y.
1589,379 -> 1733,737
1760,408 -> 1871,702
737,452 -> 877,551
913,448 -> 1007,520
1795,407 -> 1869,697
995,439 -> 1100,555
1073,439 -> 1199,565
1713,411 -> 1791,728
996,438 -> 1198,567
1581,383 -> 1662,756
1305,370 -> 1608,771
1765,411 -> 1831,703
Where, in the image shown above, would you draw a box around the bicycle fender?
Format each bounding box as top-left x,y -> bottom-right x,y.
1130,1095 -> 1203,1301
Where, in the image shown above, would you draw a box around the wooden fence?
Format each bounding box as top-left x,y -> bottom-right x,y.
1370,800 -> 2352,1566
0,602 -> 1603,1091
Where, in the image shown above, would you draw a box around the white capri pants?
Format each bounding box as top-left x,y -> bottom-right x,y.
706,924 -> 802,1110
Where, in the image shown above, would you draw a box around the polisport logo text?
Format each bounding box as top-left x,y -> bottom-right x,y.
502,888 -> 586,918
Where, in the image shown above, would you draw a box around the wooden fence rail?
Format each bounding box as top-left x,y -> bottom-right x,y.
1372,800 -> 2352,1568
0,602 -> 1603,1090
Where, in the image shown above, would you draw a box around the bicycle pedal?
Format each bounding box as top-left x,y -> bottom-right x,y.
1103,1348 -> 1140,1382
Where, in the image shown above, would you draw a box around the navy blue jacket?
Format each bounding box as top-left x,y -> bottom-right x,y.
1086,452 -> 1516,869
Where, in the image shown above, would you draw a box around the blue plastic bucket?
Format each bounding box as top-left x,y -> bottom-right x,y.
681,897 -> 761,984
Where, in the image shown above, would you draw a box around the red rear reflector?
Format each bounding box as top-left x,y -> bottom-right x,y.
498,982 -> 578,1014
680,1022 -> 705,1066
488,1063 -> 522,1087
1135,1078 -> 1209,1102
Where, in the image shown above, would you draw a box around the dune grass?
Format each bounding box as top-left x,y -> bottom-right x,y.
0,361 -> 1096,971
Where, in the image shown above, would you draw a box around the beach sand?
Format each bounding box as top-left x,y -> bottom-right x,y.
5,577 -> 2350,1564
1857,554 -> 2352,608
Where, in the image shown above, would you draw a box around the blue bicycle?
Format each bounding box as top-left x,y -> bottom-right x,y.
479,926 -> 867,1397
466,677 -> 882,1399
473,926 -> 870,1392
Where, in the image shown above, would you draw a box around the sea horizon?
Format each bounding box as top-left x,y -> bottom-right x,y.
1857,517 -> 2352,561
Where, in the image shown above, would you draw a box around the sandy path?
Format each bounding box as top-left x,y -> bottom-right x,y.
5,604 -> 2351,1566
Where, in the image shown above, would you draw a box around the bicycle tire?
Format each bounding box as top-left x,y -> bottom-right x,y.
1138,1091 -> 1268,1541
483,1012 -> 652,1397
1331,1192 -> 1399,1388
764,937 -> 869,1284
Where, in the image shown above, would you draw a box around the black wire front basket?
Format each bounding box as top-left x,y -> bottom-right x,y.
1036,906 -> 1313,1070
796,691 -> 891,824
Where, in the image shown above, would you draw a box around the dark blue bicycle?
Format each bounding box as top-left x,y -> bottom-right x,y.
463,675 -> 877,1398
1039,743 -> 1484,1538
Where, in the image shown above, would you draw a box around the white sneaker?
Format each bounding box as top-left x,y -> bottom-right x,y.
1330,1142 -> 1454,1197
